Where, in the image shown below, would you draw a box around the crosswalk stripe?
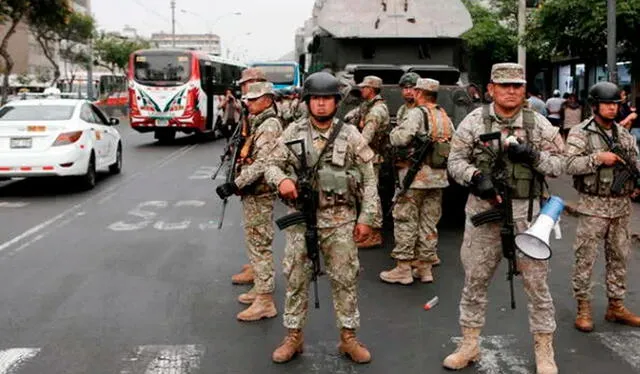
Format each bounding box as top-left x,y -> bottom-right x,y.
120,345 -> 205,374
451,335 -> 532,374
595,331 -> 640,370
0,348 -> 40,373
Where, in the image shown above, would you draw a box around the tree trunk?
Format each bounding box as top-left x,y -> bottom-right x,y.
36,37 -> 61,86
0,19 -> 21,105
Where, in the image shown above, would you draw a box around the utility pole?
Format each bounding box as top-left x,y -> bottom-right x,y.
171,0 -> 176,48
607,0 -> 617,84
86,38 -> 94,99
517,0 -> 526,73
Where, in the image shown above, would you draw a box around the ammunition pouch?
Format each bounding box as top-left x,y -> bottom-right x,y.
574,166 -> 634,197
428,141 -> 450,169
476,151 -> 540,200
316,166 -> 360,208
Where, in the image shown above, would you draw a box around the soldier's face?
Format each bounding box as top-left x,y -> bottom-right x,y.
247,95 -> 272,115
361,86 -> 375,99
402,87 -> 415,102
489,83 -> 526,110
597,102 -> 619,120
309,95 -> 337,117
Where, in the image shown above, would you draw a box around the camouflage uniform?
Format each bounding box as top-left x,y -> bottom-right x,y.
565,118 -> 639,302
388,79 -> 453,271
396,103 -> 416,125
265,118 -> 381,330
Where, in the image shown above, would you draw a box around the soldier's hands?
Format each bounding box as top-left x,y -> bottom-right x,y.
506,142 -> 540,165
353,224 -> 372,243
216,182 -> 238,199
470,172 -> 498,201
278,179 -> 298,200
597,152 -> 624,166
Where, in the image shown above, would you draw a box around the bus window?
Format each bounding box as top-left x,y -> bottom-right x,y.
256,65 -> 296,86
133,52 -> 191,86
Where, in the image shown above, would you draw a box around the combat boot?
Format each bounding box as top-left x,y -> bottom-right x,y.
442,327 -> 481,370
379,260 -> 413,285
237,287 -> 257,305
231,266 -> 254,285
338,328 -> 371,363
356,230 -> 383,249
272,329 -> 304,363
411,261 -> 434,283
533,333 -> 558,374
605,298 -> 640,327
433,255 -> 441,267
574,299 -> 594,332
236,293 -> 277,322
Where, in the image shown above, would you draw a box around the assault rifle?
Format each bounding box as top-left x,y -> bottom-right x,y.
387,134 -> 432,216
469,131 -> 519,310
211,106 -> 248,229
611,144 -> 640,195
274,139 -> 321,309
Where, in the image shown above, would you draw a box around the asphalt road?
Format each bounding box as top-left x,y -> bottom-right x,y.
0,121 -> 639,374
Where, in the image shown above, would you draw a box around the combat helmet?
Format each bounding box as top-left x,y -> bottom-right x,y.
302,72 -> 342,102
588,82 -> 622,104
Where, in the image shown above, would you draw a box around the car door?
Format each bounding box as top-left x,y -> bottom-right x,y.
79,103 -> 108,165
90,104 -> 118,160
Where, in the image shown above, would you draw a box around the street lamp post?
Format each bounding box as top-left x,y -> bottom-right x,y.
607,0 -> 617,84
179,10 -> 241,56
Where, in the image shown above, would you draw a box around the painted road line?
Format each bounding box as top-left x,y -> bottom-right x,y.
595,331 -> 640,370
451,334 -> 531,374
0,348 -> 40,373
0,202 -> 29,208
120,345 -> 205,374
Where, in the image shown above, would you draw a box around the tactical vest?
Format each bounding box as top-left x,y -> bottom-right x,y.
292,122 -> 363,209
358,98 -> 389,160
572,121 -> 635,196
394,105 -> 452,169
238,109 -> 280,195
476,106 -> 543,199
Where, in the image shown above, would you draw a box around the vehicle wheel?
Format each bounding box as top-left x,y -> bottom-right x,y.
155,130 -> 176,144
79,153 -> 97,190
109,143 -> 122,174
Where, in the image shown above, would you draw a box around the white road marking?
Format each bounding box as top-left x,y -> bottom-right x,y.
0,202 -> 29,208
174,200 -> 206,208
0,348 -> 40,373
11,234 -> 44,255
153,220 -> 191,231
451,335 -> 531,374
108,201 -> 167,232
595,331 -> 640,370
155,145 -> 197,169
188,166 -> 217,180
120,344 -> 205,374
298,341 -> 358,374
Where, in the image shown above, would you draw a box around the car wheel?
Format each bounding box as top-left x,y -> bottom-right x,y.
79,153 -> 97,190
109,143 -> 122,174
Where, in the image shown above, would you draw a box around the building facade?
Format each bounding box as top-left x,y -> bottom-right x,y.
150,33 -> 221,56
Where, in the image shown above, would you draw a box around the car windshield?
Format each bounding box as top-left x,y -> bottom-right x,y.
0,105 -> 76,121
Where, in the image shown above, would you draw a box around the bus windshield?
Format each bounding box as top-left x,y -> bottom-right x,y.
134,52 -> 191,86
255,65 -> 295,85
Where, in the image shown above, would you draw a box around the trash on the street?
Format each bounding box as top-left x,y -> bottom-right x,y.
424,296 -> 439,311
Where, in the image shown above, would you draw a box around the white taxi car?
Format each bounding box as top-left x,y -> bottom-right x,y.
0,98 -> 123,190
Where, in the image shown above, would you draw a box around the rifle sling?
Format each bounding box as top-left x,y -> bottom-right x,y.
309,120 -> 344,172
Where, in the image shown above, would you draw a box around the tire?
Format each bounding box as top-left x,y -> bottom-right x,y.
109,143 -> 122,174
79,153 -> 97,190
155,130 -> 176,144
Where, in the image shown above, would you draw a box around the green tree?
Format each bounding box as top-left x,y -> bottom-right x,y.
94,34 -> 151,76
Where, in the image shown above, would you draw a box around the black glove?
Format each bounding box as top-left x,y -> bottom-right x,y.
216,182 -> 238,199
470,172 -> 497,200
507,142 -> 540,165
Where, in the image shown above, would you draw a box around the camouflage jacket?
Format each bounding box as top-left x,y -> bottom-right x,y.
396,103 -> 416,125
234,107 -> 283,194
565,118 -> 638,218
345,95 -> 390,163
265,118 -> 381,229
448,104 -> 565,220
390,104 -> 455,189
281,98 -> 308,126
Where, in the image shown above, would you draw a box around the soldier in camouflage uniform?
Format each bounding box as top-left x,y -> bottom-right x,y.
343,76 -> 389,248
216,81 -> 283,322
265,72 -> 380,364
444,63 -> 564,374
565,81 -> 640,334
396,72 -> 420,125
229,67 -> 268,287
379,78 -> 454,285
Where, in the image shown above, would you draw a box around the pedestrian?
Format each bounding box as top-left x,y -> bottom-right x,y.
215,81 -> 283,321
545,89 -> 564,127
379,78 -> 453,285
444,63 -> 564,374
217,88 -> 241,139
560,93 -> 583,140
527,87 -> 548,117
265,72 -> 381,364
565,81 -> 640,334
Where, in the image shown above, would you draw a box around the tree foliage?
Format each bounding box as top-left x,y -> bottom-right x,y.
93,34 -> 151,76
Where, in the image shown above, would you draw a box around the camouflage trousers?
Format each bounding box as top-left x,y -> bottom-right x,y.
572,214 -> 631,301
282,222 -> 360,330
458,218 -> 556,333
391,188 -> 442,263
241,193 -> 275,294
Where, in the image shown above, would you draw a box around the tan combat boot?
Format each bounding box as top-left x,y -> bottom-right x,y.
237,287 -> 257,305
575,299 -> 594,332
533,333 -> 558,374
356,230 -> 383,249
231,266 -> 254,285
605,298 -> 640,327
272,329 -> 304,363
236,293 -> 277,322
411,261 -> 434,283
338,328 -> 371,363
379,260 -> 413,285
442,327 -> 481,370
432,255 -> 441,267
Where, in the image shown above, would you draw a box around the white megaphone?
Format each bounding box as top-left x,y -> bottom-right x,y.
514,196 -> 565,260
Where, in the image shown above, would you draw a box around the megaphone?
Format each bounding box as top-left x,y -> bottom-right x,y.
514,196 -> 565,260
